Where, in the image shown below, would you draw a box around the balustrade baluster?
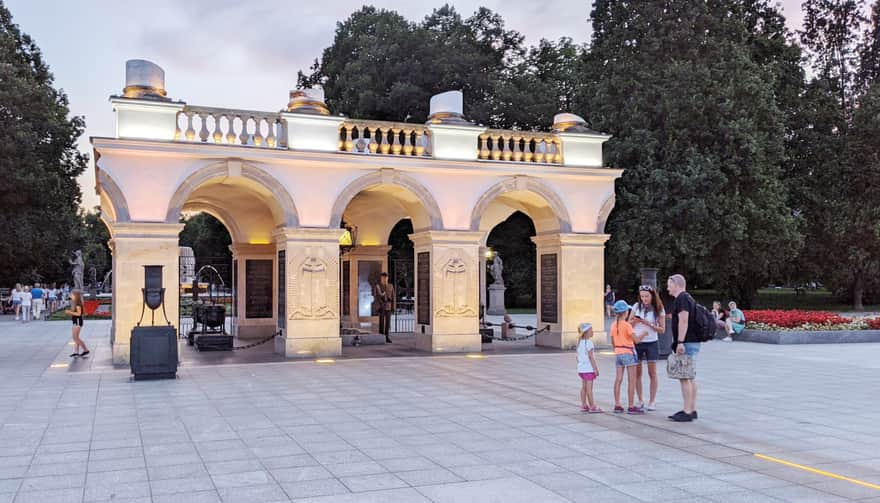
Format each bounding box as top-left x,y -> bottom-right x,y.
174,112 -> 183,140
211,114 -> 222,143
502,135 -> 512,161
266,118 -> 277,148
512,136 -> 523,161
403,129 -> 414,155
252,116 -> 264,146
414,130 -> 425,156
535,139 -> 547,163
391,128 -> 402,155
225,115 -> 237,144
185,112 -> 196,142
379,128 -> 390,154
238,115 -> 249,145
478,134 -> 489,159
368,127 -> 379,153
198,113 -> 209,142
490,135 -> 502,160
344,124 -> 354,152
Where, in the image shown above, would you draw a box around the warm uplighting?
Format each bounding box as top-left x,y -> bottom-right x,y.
248,239 -> 271,245
338,230 -> 353,247
315,358 -> 336,364
485,247 -> 495,260
465,353 -> 487,359
49,363 -> 69,368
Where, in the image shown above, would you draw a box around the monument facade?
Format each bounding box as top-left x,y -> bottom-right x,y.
93,59 -> 620,364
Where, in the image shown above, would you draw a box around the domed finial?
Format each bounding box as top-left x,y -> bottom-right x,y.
287,88 -> 330,115
552,113 -> 591,133
123,60 -> 169,100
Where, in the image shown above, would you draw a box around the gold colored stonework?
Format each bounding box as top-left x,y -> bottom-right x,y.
122,85 -> 168,100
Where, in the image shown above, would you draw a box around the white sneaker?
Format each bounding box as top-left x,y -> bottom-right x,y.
723,336 -> 733,342
646,402 -> 657,411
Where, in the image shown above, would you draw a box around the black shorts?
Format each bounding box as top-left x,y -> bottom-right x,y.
635,341 -> 659,362
72,316 -> 83,327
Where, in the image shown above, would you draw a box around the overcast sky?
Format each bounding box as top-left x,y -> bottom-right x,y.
5,0 -> 806,209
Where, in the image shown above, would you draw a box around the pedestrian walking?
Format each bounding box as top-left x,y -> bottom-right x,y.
11,284 -> 22,320
65,290 -> 89,358
666,274 -> 701,422
372,272 -> 395,343
20,286 -> 32,322
604,285 -> 615,317
31,283 -> 44,320
611,300 -> 644,415
628,285 -> 665,411
576,322 -> 602,413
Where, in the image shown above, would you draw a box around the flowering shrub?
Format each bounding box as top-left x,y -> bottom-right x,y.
743,310 -> 879,331
83,300 -> 112,317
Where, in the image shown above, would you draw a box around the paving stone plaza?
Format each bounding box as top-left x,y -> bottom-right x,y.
1,319 -> 879,502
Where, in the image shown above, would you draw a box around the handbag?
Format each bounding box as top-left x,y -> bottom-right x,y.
667,352 -> 695,379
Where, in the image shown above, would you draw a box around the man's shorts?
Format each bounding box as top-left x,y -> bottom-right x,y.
635,341 -> 659,362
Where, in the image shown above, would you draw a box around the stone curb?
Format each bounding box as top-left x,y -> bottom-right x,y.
738,329 -> 880,344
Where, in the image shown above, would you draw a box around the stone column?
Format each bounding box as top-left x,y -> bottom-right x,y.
409,231 -> 483,353
275,228 -> 345,358
532,233 -> 610,349
108,222 -> 183,365
230,243 -> 276,340
479,246 -> 487,317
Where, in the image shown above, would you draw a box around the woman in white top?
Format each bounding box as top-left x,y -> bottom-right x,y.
11,284 -> 22,320
627,285 -> 666,411
20,286 -> 32,322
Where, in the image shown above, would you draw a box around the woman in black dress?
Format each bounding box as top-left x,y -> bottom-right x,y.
65,290 -> 90,357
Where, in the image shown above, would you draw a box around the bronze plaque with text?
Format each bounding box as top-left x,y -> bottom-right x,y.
245,259 -> 273,319
417,252 -> 430,325
540,253 -> 558,324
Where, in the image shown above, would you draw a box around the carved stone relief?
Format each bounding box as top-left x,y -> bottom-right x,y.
288,248 -> 339,320
434,248 -> 477,317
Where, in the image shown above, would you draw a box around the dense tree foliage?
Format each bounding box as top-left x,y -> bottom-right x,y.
793,0 -> 878,309
0,2 -> 87,286
584,0 -> 801,306
178,213 -> 232,283
486,212 -> 537,308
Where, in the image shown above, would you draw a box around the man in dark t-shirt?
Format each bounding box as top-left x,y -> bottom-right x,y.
667,274 -> 701,422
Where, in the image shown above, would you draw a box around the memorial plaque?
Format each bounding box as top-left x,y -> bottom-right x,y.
277,251 -> 285,329
417,252 -> 430,325
245,259 -> 273,319
232,259 -> 238,318
540,253 -> 558,324
341,261 -> 350,316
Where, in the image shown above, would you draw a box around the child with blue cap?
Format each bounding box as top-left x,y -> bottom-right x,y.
576,322 -> 602,413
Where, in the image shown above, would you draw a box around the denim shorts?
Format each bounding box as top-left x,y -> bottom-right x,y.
615,353 -> 639,367
683,342 -> 700,359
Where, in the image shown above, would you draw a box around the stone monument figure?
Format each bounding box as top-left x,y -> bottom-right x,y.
70,250 -> 84,291
490,254 -> 504,286
487,254 -> 507,315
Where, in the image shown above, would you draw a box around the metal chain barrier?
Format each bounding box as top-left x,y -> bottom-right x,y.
188,330 -> 280,351
482,321 -> 551,341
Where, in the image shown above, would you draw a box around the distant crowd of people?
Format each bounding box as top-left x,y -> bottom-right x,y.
583,274 -> 729,423
6,283 -> 70,322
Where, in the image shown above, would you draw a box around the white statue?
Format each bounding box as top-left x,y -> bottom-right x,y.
490,255 -> 504,286
70,250 -> 84,291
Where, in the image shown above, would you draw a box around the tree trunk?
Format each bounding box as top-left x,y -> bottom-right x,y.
853,275 -> 865,312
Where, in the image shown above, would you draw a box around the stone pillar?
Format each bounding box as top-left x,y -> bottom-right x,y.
532,233 -> 609,349
275,228 -> 345,358
230,243 -> 276,340
478,246 -> 487,317
341,245 -> 391,330
409,231 -> 483,353
108,222 -> 182,365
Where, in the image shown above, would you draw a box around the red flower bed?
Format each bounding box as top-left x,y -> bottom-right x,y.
743,310 -> 851,328
867,318 -> 880,330
83,300 -> 111,316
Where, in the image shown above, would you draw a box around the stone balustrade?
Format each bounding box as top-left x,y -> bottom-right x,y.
478,130 -> 562,164
338,120 -> 431,156
174,106 -> 287,149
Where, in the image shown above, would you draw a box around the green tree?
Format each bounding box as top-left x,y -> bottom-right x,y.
585,0 -> 801,306
178,213 -> 232,282
486,211 -> 536,309
0,2 -> 87,286
795,0 -> 875,309
298,5 -> 525,127
75,208 -> 111,287
859,1 -> 880,90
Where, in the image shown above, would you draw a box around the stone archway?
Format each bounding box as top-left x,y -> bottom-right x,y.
329,169 -> 443,231
165,159 -> 299,228
469,176 -> 572,234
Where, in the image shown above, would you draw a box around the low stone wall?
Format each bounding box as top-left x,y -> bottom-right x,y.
738,329 -> 880,345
